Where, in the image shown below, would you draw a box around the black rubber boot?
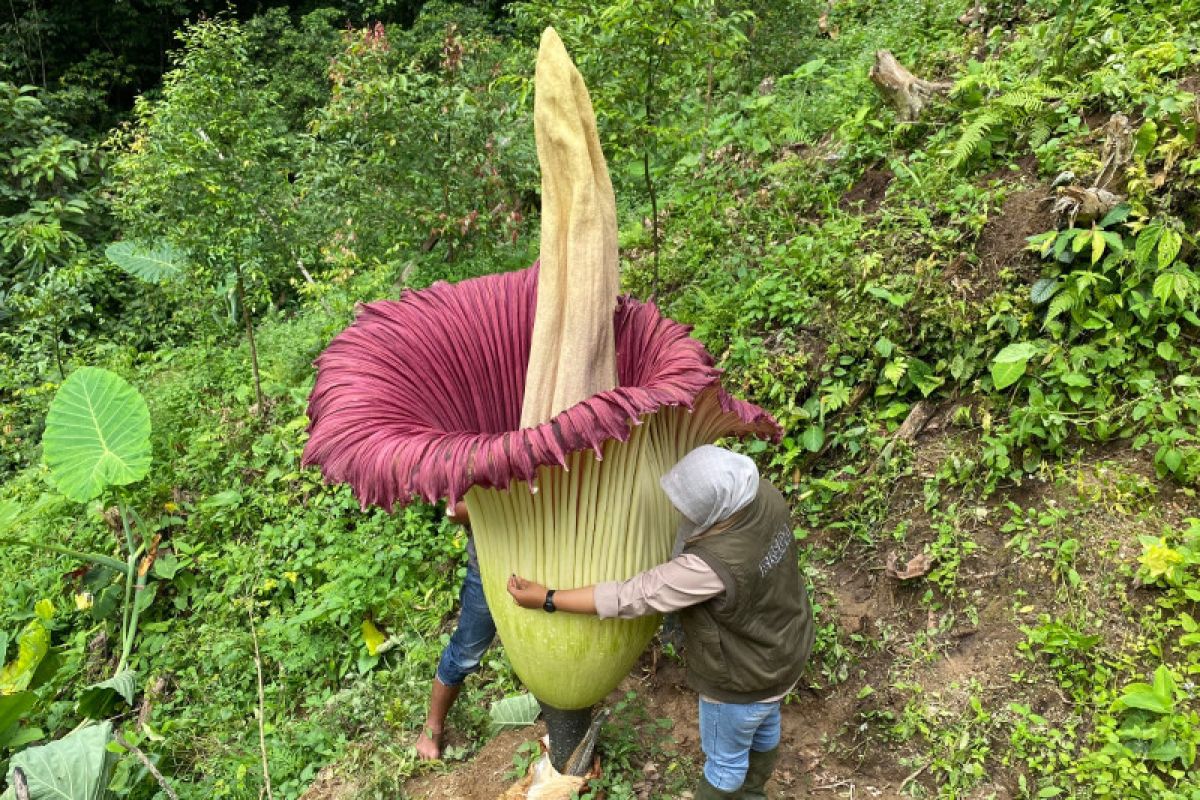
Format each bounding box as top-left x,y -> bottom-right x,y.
695,774 -> 738,800
736,747 -> 780,799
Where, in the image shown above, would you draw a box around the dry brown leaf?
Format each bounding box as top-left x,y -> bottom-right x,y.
886,551 -> 933,580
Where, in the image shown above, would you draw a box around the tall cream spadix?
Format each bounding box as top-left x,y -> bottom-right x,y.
519,27 -> 619,429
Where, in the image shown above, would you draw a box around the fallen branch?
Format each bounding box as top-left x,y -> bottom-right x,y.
869,51 -> 951,122
900,762 -> 929,790
114,730 -> 179,800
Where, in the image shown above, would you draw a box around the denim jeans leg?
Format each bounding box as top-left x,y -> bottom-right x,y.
750,702 -> 782,752
699,698 -> 773,792
435,566 -> 497,687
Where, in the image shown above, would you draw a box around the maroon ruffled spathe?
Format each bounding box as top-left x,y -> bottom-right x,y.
302,264 -> 780,510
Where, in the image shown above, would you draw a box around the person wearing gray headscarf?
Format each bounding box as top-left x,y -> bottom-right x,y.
508,445 -> 815,799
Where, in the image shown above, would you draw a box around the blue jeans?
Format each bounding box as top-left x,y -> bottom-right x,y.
435,565 -> 497,687
699,697 -> 782,791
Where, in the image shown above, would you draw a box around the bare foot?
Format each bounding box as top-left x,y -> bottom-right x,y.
415,726 -> 444,760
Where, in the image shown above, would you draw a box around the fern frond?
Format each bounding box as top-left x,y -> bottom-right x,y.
998,89 -> 1049,115
1028,118 -> 1052,148
949,111 -> 1001,170
1045,290 -> 1075,323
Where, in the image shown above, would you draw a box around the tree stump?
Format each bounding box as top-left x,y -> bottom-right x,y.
869,50 -> 951,122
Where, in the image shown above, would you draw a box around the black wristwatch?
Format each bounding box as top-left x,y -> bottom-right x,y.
542,589 -> 557,613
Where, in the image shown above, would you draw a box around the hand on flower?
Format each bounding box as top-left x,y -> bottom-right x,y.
507,574 -> 548,609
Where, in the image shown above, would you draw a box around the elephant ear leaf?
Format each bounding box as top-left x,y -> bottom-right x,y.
489,693 -> 541,731
105,240 -> 184,282
43,367 -> 152,502
3,722 -> 114,800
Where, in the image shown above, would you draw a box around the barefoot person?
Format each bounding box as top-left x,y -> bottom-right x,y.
415,501 -> 497,760
507,445 -> 814,799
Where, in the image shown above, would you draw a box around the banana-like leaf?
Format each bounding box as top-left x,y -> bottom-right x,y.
42,367 -> 151,502
489,693 -> 541,731
76,669 -> 137,719
105,241 -> 184,283
1,722 -> 114,800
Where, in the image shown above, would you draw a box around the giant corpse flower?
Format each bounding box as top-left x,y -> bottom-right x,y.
302,28 -> 781,767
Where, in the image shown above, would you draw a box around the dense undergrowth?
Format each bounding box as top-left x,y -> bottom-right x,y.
2,0 -> 1199,797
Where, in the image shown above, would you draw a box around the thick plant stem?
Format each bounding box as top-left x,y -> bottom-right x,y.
236,265 -> 264,411
539,701 -> 594,774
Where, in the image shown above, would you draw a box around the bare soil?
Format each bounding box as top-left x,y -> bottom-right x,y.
947,154 -> 1047,300
839,167 -> 894,214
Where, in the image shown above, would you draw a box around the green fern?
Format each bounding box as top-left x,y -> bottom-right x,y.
949,110 -> 1002,170
1029,118 -> 1052,148
1045,290 -> 1076,325
949,77 -> 1055,171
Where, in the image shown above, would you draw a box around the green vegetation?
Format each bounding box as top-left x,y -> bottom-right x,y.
1,0 -> 1199,797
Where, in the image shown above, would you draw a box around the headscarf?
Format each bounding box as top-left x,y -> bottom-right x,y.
659,445 -> 759,556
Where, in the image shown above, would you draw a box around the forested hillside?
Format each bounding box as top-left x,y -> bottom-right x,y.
2,0 -> 1199,798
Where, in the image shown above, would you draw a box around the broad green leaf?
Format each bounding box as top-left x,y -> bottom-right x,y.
1135,224 -> 1162,267
800,425 -> 824,453
1152,664 -> 1176,701
1157,341 -> 1179,362
77,669 -> 137,719
0,619 -> 50,694
991,360 -> 1027,390
1147,739 -> 1184,763
1101,230 -> 1124,255
994,342 -> 1038,363
105,241 -> 184,283
26,648 -> 61,693
907,358 -> 943,397
489,693 -> 540,731
3,722 -> 113,800
133,582 -> 157,615
201,489 -> 243,510
1133,120 -> 1157,160
1158,229 -> 1182,270
1098,203 -> 1131,228
1090,229 -> 1105,265
1072,229 -> 1090,253
1060,373 -> 1091,388
1030,278 -> 1058,305
3,726 -> 43,750
152,552 -> 179,580
42,367 -> 151,502
0,692 -> 36,745
1026,231 -> 1055,256
1117,688 -> 1172,714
